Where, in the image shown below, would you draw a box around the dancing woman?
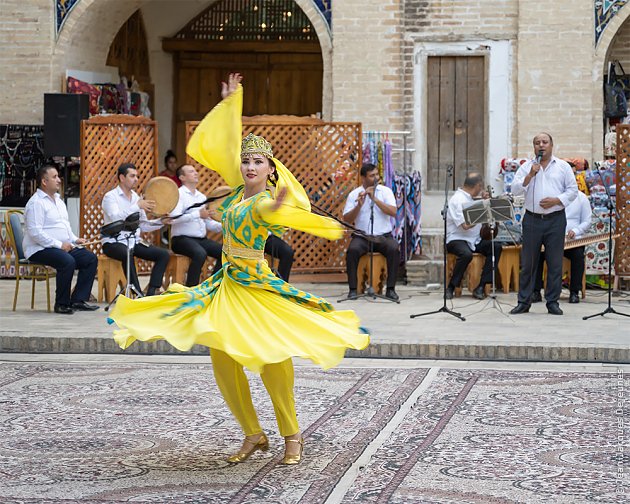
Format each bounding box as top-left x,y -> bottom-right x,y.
108,74 -> 369,466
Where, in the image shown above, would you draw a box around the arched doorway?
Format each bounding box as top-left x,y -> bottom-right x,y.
163,0 -> 324,160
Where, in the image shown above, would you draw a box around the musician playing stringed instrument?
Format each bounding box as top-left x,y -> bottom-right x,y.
532,190 -> 592,304
445,173 -> 503,300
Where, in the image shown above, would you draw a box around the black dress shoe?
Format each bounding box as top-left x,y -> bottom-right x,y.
509,303 -> 530,315
569,292 -> 580,304
347,289 -> 357,300
385,288 -> 399,301
54,304 -> 74,315
71,301 -> 100,311
547,303 -> 563,315
445,286 -> 455,300
472,285 -> 486,300
531,291 -> 543,303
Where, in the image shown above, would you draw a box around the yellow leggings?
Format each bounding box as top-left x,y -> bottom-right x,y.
210,348 -> 299,437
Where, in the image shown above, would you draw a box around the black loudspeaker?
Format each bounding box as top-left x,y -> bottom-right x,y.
44,93 -> 89,157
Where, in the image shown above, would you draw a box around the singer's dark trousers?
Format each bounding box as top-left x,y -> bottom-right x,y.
346,233 -> 399,290
533,246 -> 585,295
446,239 -> 503,288
29,247 -> 97,307
102,242 -> 169,294
264,235 -> 294,282
171,235 -> 222,286
518,210 -> 566,305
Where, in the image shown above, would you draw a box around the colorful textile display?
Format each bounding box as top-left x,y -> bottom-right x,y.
66,76 -> 151,117
391,171 -> 422,259
67,76 -> 101,115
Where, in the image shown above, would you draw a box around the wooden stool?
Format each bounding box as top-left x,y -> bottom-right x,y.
542,257 -> 587,298
498,245 -> 521,293
97,255 -> 126,303
163,254 -> 190,289
446,253 -> 487,296
357,253 -> 387,294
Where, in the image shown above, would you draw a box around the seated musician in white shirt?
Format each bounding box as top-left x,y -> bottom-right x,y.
445,172 -> 503,300
167,164 -> 223,286
23,165 -> 98,314
101,163 -> 169,296
532,190 -> 592,304
342,163 -> 400,301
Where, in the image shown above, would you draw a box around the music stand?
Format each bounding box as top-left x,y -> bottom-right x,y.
104,213 -> 143,312
463,198 -> 514,317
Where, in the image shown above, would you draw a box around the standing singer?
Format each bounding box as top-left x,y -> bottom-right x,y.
510,133 -> 578,315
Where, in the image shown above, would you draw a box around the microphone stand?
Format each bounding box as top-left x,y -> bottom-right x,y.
105,229 -> 143,312
411,165 -> 465,321
339,178 -> 398,303
583,169 -> 629,320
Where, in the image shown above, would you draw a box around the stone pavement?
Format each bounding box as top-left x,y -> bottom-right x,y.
1,278 -> 629,362
0,354 -> 627,503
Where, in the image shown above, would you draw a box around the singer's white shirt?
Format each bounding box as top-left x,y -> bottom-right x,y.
169,186 -> 222,238
446,188 -> 481,250
511,156 -> 578,214
23,189 -> 78,258
343,184 -> 396,235
565,191 -> 592,238
101,186 -> 163,246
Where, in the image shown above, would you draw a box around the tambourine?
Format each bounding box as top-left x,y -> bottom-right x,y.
144,176 -> 179,218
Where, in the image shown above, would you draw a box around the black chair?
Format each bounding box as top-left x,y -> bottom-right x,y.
5,210 -> 56,312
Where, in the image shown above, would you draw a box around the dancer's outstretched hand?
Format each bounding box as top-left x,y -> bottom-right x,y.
221,73 -> 243,99
271,187 -> 287,211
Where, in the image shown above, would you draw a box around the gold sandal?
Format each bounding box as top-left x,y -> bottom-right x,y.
227,433 -> 269,463
279,437 -> 304,465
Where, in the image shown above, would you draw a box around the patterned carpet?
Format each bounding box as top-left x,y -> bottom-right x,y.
0,362 -> 626,503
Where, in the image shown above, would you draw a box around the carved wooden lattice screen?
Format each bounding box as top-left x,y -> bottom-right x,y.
186,118 -> 362,274
616,125 -> 630,276
80,115 -> 158,272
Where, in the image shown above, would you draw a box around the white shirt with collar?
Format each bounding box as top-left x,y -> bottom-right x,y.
101,186 -> 162,246
343,184 -> 396,235
23,189 -> 78,259
170,185 -> 222,238
565,191 -> 592,238
511,155 -> 578,214
446,188 -> 481,250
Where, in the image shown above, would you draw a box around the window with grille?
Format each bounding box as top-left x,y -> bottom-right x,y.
175,0 -> 317,42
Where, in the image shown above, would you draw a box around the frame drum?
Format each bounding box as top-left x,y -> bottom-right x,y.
144,176 -> 179,217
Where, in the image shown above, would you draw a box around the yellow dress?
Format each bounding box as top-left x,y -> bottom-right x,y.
108,87 -> 369,373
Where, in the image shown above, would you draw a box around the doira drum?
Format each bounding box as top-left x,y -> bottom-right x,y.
143,176 -> 179,218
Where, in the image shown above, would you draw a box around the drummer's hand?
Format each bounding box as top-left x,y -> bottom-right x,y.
161,217 -> 174,225
138,198 -> 156,212
75,238 -> 87,246
271,187 -> 287,211
567,230 -> 576,240
61,242 -> 73,252
221,73 -> 243,99
199,207 -> 211,219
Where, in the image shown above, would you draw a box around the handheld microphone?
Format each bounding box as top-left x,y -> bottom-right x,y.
535,150 -> 544,164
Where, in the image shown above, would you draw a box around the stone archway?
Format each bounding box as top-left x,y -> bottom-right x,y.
592,3 -> 630,160
52,0 -> 333,118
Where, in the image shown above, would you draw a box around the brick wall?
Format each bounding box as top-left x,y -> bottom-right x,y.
0,0 -> 53,123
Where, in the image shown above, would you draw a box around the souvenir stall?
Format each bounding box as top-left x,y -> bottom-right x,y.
0,125 -> 48,277
362,131 -> 422,280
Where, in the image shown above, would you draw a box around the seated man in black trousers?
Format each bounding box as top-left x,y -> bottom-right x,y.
23,165 -> 98,314
342,163 -> 400,301
167,164 -> 223,286
531,190 -> 592,304
265,234 -> 294,282
445,172 -> 502,300
101,163 -> 169,296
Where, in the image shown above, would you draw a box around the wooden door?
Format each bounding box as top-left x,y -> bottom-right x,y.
173,46 -> 323,161
427,56 -> 485,190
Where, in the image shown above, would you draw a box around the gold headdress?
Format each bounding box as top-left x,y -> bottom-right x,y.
241,133 -> 273,159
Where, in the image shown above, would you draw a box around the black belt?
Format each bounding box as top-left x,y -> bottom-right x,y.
525,209 -> 564,220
